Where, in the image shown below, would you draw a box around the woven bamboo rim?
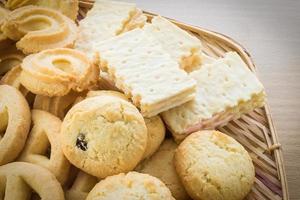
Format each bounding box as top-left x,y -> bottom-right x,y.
78,1 -> 288,199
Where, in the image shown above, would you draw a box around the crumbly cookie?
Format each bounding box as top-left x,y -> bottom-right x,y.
86,172 -> 175,200
0,85 -> 31,165
174,130 -> 255,200
0,44 -> 25,76
61,95 -> 148,178
137,139 -> 190,200
33,91 -> 87,120
2,5 -> 78,54
18,109 -> 70,184
142,115 -> 165,159
65,170 -> 99,200
0,162 -> 64,200
20,48 -> 99,96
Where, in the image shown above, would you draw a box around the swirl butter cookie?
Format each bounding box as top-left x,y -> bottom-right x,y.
137,139 -> 190,200
174,130 -> 255,200
18,110 -> 70,184
2,5 -> 78,54
0,44 -> 25,76
61,95 -> 148,178
20,48 -> 99,96
0,162 -> 64,200
86,172 -> 175,200
0,85 -> 31,165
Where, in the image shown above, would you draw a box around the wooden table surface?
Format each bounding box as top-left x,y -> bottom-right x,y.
137,0 -> 300,199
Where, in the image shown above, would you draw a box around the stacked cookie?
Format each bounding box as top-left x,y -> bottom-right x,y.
0,0 -> 265,199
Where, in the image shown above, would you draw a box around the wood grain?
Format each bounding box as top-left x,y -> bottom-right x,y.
137,0 -> 300,199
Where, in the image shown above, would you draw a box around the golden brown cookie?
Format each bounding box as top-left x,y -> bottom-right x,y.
137,139 -> 190,200
65,170 -> 99,200
0,43 -> 25,76
0,7 -> 10,47
20,48 -> 99,96
18,109 -> 70,184
33,91 -> 87,120
86,172 -> 175,200
0,162 -> 64,199
2,5 -> 78,54
61,95 -> 148,178
5,0 -> 79,20
174,130 -> 255,200
0,85 -> 31,165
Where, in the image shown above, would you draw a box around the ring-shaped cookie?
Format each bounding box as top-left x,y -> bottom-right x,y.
2,5 -> 78,54
20,48 -> 99,96
18,109 -> 70,184
0,85 -> 31,165
0,162 -> 64,200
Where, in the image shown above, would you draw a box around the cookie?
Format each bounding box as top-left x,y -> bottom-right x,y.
0,85 -> 31,165
2,5 -> 78,54
65,170 -> 99,200
0,43 -> 25,76
98,71 -> 121,91
0,7 -> 10,47
61,95 -> 148,178
174,130 -> 255,200
33,91 -> 87,120
0,162 -> 64,200
86,172 -> 175,200
18,109 -> 70,184
137,139 -> 190,200
162,52 -> 265,141
142,115 -> 165,159
20,48 -> 99,96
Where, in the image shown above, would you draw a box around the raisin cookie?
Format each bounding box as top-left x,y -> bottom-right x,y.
0,162 -> 64,200
18,109 -> 70,184
2,5 -> 78,54
137,139 -> 190,200
86,172 -> 175,200
174,130 -> 255,200
61,95 -> 148,178
20,48 -> 99,96
0,85 -> 31,165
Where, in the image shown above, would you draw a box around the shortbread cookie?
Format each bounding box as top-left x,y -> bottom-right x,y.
162,52 -> 265,141
5,0 -> 79,20
61,95 -> 148,178
75,0 -> 146,58
65,170 -> 99,200
137,139 -> 190,200
0,85 -> 31,165
20,48 -> 99,96
96,29 -> 196,117
18,110 -> 70,184
142,116 -> 165,159
0,162 -> 64,200
86,172 -> 175,200
33,91 -> 87,119
144,16 -> 202,72
2,5 -> 78,54
174,130 -> 255,200
0,7 -> 10,47
0,44 -> 25,76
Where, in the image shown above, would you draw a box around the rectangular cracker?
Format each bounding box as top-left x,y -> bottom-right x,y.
143,16 -> 202,72
95,28 -> 197,117
75,0 -> 146,57
162,52 -> 265,141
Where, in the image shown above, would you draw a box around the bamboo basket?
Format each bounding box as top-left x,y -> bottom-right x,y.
78,1 -> 289,199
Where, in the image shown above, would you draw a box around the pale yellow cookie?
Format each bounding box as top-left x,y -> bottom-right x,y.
86,172 -> 175,200
137,139 -> 190,200
61,95 -> 148,178
174,130 -> 255,200
18,109 -> 70,184
0,162 -> 64,200
0,44 -> 25,76
65,170 -> 99,200
2,5 -> 78,54
20,48 -> 99,96
0,85 -> 31,165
